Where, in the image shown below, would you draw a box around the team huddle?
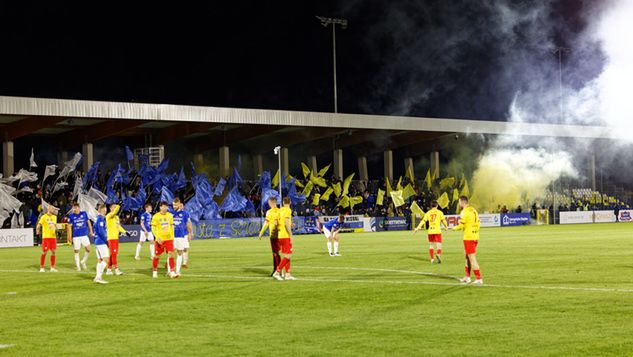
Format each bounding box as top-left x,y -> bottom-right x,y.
36,194 -> 482,285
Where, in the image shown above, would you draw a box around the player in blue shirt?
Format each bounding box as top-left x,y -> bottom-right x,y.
323,215 -> 345,256
67,202 -> 94,271
172,198 -> 193,274
93,204 -> 110,284
135,203 -> 155,261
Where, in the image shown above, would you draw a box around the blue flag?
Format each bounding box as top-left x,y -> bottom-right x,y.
106,186 -> 119,205
228,167 -> 243,189
82,161 -> 100,189
219,186 -> 247,212
214,178 -> 226,197
286,177 -> 307,205
184,196 -> 204,224
160,186 -> 174,205
258,171 -> 272,189
125,146 -> 134,161
157,159 -> 169,173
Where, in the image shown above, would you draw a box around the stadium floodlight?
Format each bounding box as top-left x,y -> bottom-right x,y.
551,46 -> 570,224
316,16 -> 348,113
274,146 -> 282,203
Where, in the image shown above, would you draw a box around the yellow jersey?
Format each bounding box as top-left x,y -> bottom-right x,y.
151,212 -> 174,241
263,207 -> 280,238
455,206 -> 480,241
106,204 -> 127,240
277,206 -> 292,239
38,213 -> 57,239
418,208 -> 447,235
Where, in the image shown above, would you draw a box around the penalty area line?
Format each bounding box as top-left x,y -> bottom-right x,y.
1,269 -> 633,294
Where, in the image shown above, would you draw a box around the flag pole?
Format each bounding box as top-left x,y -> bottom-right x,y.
274,146 -> 282,206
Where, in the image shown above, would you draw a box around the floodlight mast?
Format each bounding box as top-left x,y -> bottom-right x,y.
551,46 -> 570,224
316,16 -> 348,113
274,146 -> 282,204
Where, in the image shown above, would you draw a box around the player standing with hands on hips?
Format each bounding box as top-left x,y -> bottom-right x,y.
135,203 -> 155,261
453,196 -> 483,285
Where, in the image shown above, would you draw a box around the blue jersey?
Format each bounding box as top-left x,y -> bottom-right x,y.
140,211 -> 152,231
173,210 -> 190,238
324,218 -> 342,232
94,215 -> 108,245
67,211 -> 90,237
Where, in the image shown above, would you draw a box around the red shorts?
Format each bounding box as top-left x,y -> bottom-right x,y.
428,234 -> 442,243
463,240 -> 478,255
270,238 -> 279,254
155,240 -> 174,256
278,238 -> 292,255
108,240 -> 119,254
42,238 -> 56,251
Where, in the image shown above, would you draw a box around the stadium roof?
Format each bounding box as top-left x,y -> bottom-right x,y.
0,96 -> 620,154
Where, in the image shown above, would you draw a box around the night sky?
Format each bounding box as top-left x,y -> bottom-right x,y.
0,1 -> 596,121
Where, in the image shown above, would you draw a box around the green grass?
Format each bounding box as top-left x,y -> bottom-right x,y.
1,223 -> 633,356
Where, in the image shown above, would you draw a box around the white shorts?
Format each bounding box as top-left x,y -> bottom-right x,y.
95,244 -> 110,260
140,231 -> 154,242
174,237 -> 190,251
323,228 -> 333,239
72,236 -> 91,250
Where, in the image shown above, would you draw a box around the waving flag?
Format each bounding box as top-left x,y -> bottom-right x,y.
318,164 -> 331,177
125,146 -> 134,161
301,163 -> 311,179
219,186 -> 247,212
349,196 -> 363,210
403,184 -> 416,200
228,167 -> 242,189
160,186 -> 175,205
157,159 -> 169,173
29,148 -> 37,168
342,173 -> 355,196
58,152 -> 82,178
214,178 -> 226,197
258,171 -> 272,189
310,174 -> 327,188
81,162 -> 99,188
410,201 -> 424,217
390,190 -> 405,207
321,187 -> 334,201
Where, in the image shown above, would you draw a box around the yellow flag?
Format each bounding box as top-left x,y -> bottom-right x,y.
350,196 -> 363,209
406,165 -> 415,184
310,174 -> 327,188
321,187 -> 334,201
318,164 -> 331,177
396,176 -> 403,190
312,193 -> 321,206
272,169 -> 279,188
301,163 -> 311,179
439,177 -> 455,189
286,174 -> 303,188
301,181 -> 314,197
333,182 -> 342,197
385,177 -> 393,196
337,195 -> 350,208
438,192 -> 450,209
452,188 -> 460,202
424,169 -> 432,190
410,201 -> 424,217
403,184 -> 416,200
390,190 -> 405,207
342,173 -> 355,196
377,189 -> 385,206
460,179 -> 470,198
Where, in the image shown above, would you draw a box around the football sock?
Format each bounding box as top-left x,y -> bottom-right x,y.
474,270 -> 481,280
334,242 -> 339,253
176,255 -> 182,273
82,251 -> 89,263
465,266 -> 471,277
111,253 -> 118,268
277,258 -> 289,273
327,242 -> 333,254
152,257 -> 159,271
135,244 -> 142,257
285,260 -> 291,273
150,244 -> 155,258
429,248 -> 435,260
272,253 -> 280,270
50,255 -> 56,268
40,254 -> 46,268
169,257 -> 175,272
183,252 -> 189,265
437,249 -> 442,256
74,253 -> 80,268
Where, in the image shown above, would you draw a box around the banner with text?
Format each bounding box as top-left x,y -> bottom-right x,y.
0,228 -> 34,248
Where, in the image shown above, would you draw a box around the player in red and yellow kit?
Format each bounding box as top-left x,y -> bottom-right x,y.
106,204 -> 128,276
258,197 -> 280,274
414,200 -> 448,263
36,205 -> 58,272
151,201 -> 178,279
272,197 -> 295,281
453,196 -> 483,285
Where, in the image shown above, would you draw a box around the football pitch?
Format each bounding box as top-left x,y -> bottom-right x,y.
1,223 -> 633,356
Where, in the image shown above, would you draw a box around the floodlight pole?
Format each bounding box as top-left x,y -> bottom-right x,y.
316,16 -> 348,113
274,146 -> 282,205
551,47 -> 570,224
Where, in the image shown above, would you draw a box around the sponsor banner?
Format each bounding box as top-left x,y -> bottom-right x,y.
362,217 -> 373,232
559,211 -> 593,224
479,214 -> 501,227
593,210 -> 616,223
500,213 -> 531,227
0,228 -> 34,248
445,215 -> 460,228
366,217 -> 409,231
618,210 -> 633,222
320,215 -> 364,232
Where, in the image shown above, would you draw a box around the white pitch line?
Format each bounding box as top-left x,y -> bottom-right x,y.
0,344 -> 14,349
1,268 -> 633,294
